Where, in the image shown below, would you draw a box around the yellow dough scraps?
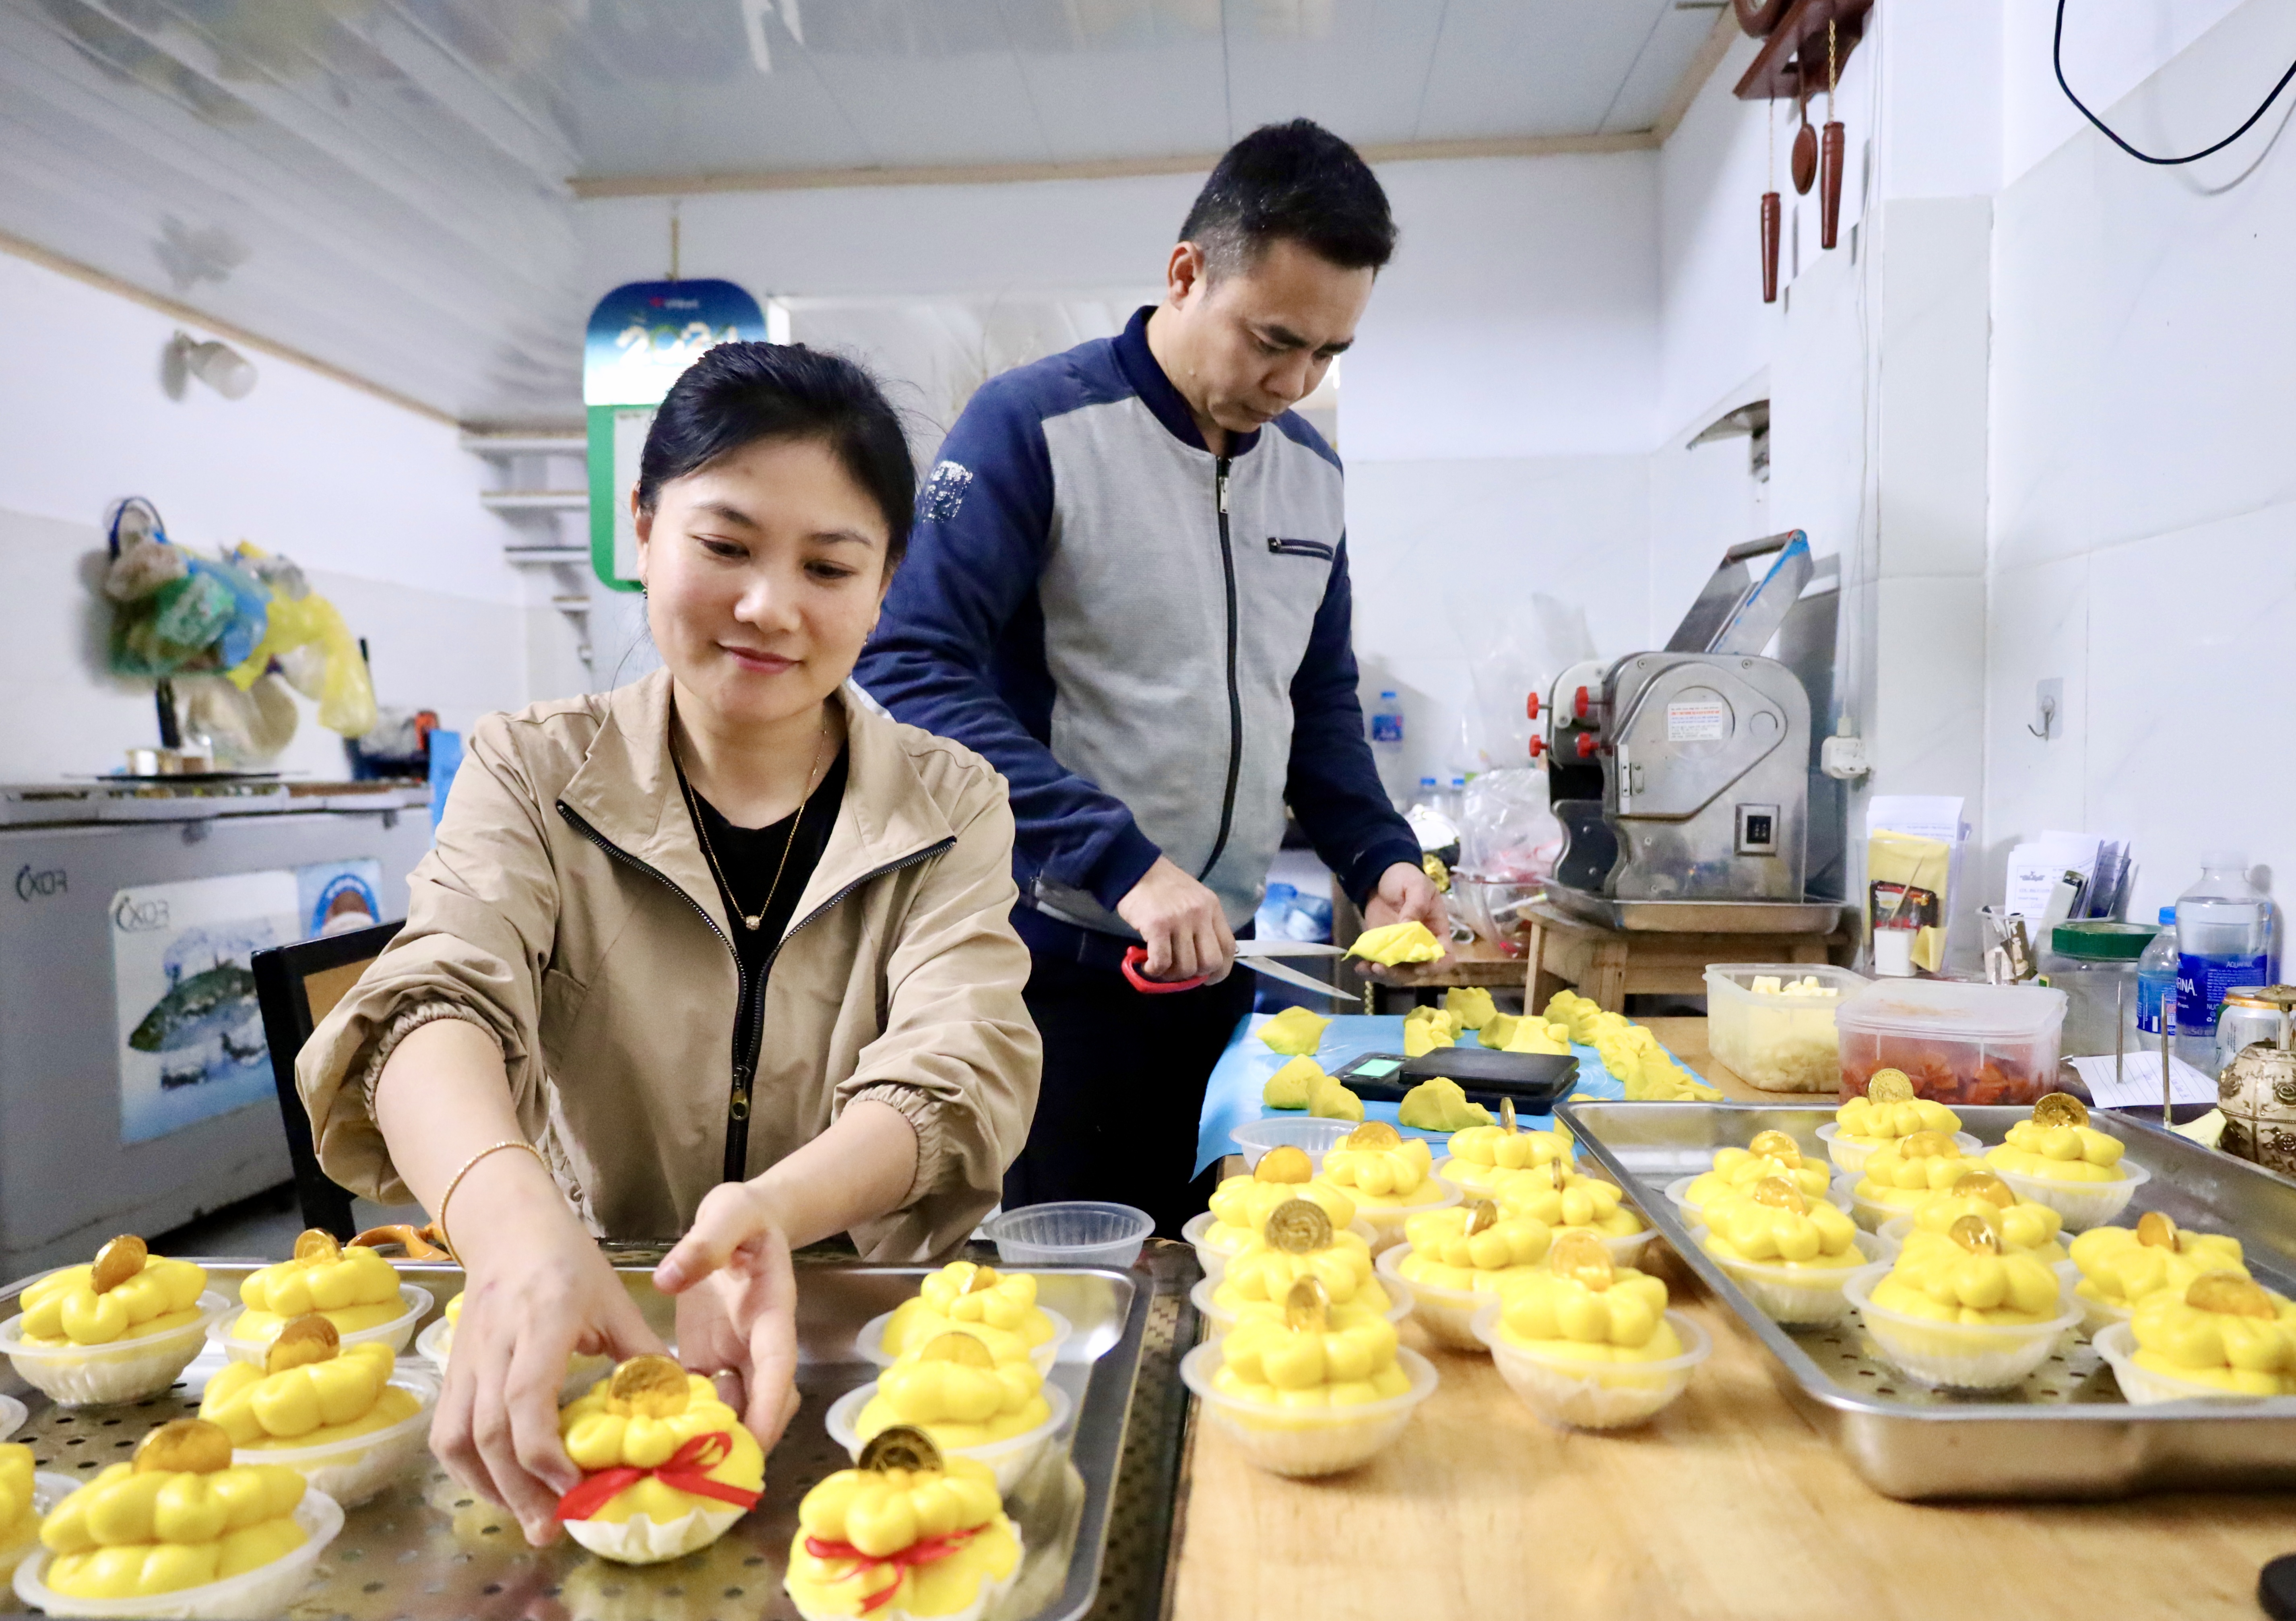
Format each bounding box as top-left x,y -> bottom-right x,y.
1504,1019 -> 1573,1056
0,1443 -> 38,1567
1210,1303 -> 1412,1408
1256,1006 -> 1330,1057
19,1238 -> 208,1348
2072,1216 -> 2248,1315
1402,1016 -> 1455,1058
1699,1183 -> 1862,1269
1347,921 -> 1445,966
1986,1119 -> 2129,1184
1596,1022 -> 1722,1101
1543,990 -> 1619,1046
1262,1055 -> 1324,1110
1396,1077 -> 1489,1132
787,1453 -> 1020,1621
2130,1274 -> 2296,1395
560,1359 -> 765,1528
857,1338 -> 1051,1450
1307,1076 -> 1364,1121
1316,1134 -> 1437,1207
879,1265 -> 1055,1366
1398,1204 -> 1553,1293
1833,1094 -> 1963,1147
200,1323 -> 417,1449
233,1233 -> 404,1343
1443,987 -> 1497,1030
39,1423 -> 308,1599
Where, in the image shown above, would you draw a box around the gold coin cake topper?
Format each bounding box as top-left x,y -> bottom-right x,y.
2187,1272 -> 2276,1319
1947,1214 -> 2002,1254
1750,1177 -> 1807,1214
1464,1199 -> 1500,1237
1254,1145 -> 1313,1185
608,1354 -> 691,1417
91,1234 -> 147,1295
1345,1121 -> 1402,1152
265,1313 -> 342,1375
1900,1130 -> 1957,1159
2136,1211 -> 2181,1251
2032,1092 -> 2089,1129
293,1229 -> 343,1264
1263,1198 -> 1335,1255
1283,1276 -> 1332,1334
1550,1157 -> 1574,1191
919,1332 -> 996,1368
860,1424 -> 945,1476
1548,1231 -> 1615,1291
1500,1097 -> 1518,1136
1865,1070 -> 1915,1104
1747,1130 -> 1802,1167
135,1419 -> 233,1476
1950,1170 -> 2016,1210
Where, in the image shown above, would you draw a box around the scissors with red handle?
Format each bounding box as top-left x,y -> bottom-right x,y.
1121,939 -> 1353,999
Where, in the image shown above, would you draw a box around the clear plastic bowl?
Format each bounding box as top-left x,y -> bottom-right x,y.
2090,1321 -> 2287,1405
1815,1122 -> 1984,1179
227,1370 -> 439,1508
410,1314 -> 612,1403
1873,1216 -> 2073,1278
1180,1211 -> 1243,1283
1191,1258 -> 1409,1339
1345,1178 -> 1464,1255
824,1379 -> 1073,1497
1987,1160 -> 2150,1233
0,1394 -> 23,1440
1842,1262 -> 2079,1392
1179,1342 -> 1437,1479
0,1473 -> 72,1582
2073,1288 -> 2136,1338
982,1204 -> 1153,1269
1663,1175 -> 1851,1230
0,1291 -> 233,1406
1373,1243 -> 1530,1351
213,1283 -> 434,1367
1471,1301 -> 1711,1430
13,1488 -> 343,1619
1229,1117 -> 1357,1170
1700,1231 -> 1885,1326
852,1306 -> 1072,1373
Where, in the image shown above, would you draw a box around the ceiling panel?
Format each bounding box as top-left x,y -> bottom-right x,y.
1600,5 -> 1724,134
1010,39 -> 1232,162
1413,0 -> 1679,140
1221,0 -> 1449,148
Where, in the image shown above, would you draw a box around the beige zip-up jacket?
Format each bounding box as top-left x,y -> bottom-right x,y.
296,671 -> 1041,1261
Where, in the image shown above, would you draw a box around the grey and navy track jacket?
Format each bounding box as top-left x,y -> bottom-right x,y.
855,306 -> 1417,963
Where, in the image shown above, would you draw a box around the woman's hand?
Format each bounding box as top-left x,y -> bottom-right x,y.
431,1187 -> 665,1548
654,1182 -> 803,1455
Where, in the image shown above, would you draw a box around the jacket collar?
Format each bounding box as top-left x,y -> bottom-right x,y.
1114,305 -> 1262,460
558,669 -> 956,942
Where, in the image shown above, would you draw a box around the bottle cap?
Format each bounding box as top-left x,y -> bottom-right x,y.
2159,907 -> 2177,925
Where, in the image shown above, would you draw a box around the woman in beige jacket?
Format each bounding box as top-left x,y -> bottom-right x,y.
297,344 -> 1040,1545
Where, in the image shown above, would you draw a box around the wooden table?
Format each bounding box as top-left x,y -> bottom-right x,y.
1525,898 -> 1847,1012
1167,1018 -> 2296,1620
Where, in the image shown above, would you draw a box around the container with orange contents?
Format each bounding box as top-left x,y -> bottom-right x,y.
1876,1170 -> 2069,1269
1815,1070 -> 1982,1177
0,1235 -> 230,1406
1180,1146 -> 1364,1284
10,1419 -> 343,1621
854,1262 -> 1072,1375
1662,1129 -> 1839,1229
2069,1212 -> 2251,1336
785,1426 -> 1022,1621
1834,978 -> 2067,1106
1697,1177 -> 1881,1326
1376,1198 -> 1553,1350
214,1230 -> 430,1366
1470,1233 -> 1711,1429
1195,1197 -> 1411,1336
553,1355 -> 764,1564
1843,1212 -> 2079,1391
2094,1273 -> 2296,1404
197,1313 -> 437,1509
1846,1128 -> 1995,1231
1982,1092 -> 2150,1231
1310,1122 -> 1460,1252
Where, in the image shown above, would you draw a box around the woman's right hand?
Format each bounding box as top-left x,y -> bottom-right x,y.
429,1180 -> 665,1547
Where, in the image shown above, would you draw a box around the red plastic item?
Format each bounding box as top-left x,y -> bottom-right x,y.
1575,732 -> 1598,760
1122,946 -> 1208,994
1528,735 -> 1547,760
1574,686 -> 1591,719
1526,692 -> 1541,720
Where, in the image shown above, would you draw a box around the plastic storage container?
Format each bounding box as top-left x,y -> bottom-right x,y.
1703,964 -> 1871,1093
981,1203 -> 1152,1269
1834,979 -> 2068,1105
2042,921 -> 2157,1059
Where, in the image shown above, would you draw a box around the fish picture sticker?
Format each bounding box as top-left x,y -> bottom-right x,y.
294,859 -> 382,938
111,870 -> 299,1143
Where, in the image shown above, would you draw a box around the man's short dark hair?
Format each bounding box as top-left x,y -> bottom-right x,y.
1179,119 -> 1396,279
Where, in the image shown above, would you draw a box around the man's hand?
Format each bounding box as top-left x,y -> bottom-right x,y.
1364,860 -> 1449,937
1116,855 -> 1236,983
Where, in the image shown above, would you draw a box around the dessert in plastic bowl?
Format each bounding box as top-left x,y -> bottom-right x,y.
1878,1171 -> 2068,1264
1469,1234 -> 1709,1429
1311,1123 -> 1460,1251
784,1427 -> 1022,1621
1844,1125 -> 1997,1231
1208,1196 -> 1394,1327
2093,1273 -> 2296,1402
1813,1070 -> 1973,1175
1842,1222 -> 2078,1392
198,1314 -> 436,1508
413,1292 -> 612,1401
1435,1097 -> 1572,1199
0,1448 -> 61,1582
826,1375 -> 1071,1499
1192,1235 -> 1401,1337
214,1282 -> 429,1367
0,1235 -> 231,1407
1178,1277 -> 1436,1479
11,1419 -> 343,1621
1489,1160 -> 1655,1264
1665,1170 -> 1850,1230
1697,1179 -> 1881,1326
1677,1130 -> 1834,1209
1185,1145 -> 1358,1281
226,1229 -> 421,1344
1229,1115 -> 1356,1172
867,1263 -> 1066,1367
1376,1198 -> 1552,1350
2068,1212 -> 2251,1335
555,1355 -> 764,1564
1982,1094 -> 2148,1232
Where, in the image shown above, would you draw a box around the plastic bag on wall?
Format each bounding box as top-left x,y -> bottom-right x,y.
1459,768 -> 1562,883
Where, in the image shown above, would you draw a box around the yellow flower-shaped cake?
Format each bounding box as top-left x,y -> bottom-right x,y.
37,1421 -> 307,1599
233,1231 -> 404,1343
1443,1120 -> 1570,1196
1211,1295 -> 1412,1409
1203,1149 -> 1356,1255
0,1443 -> 38,1573
786,1437 -> 1020,1621
1315,1130 -> 1437,1208
19,1236 -> 208,1348
1700,1181 -> 1862,1270
2129,1274 -> 2296,1395
1490,1238 -> 1682,1369
1854,1131 -> 1989,1213
2073,1213 -> 2247,1316
1869,1220 -> 2064,1324
1214,1199 -> 1391,1320
1833,1088 -> 1963,1149
857,1335 -> 1051,1450
1397,1203 -> 1552,1293
1986,1110 -> 2129,1184
200,1316 -> 418,1449
1898,1174 -> 2067,1263
557,1356 -> 764,1563
1685,1131 -> 1831,1208
1493,1164 -> 1646,1237
879,1264 -> 1054,1366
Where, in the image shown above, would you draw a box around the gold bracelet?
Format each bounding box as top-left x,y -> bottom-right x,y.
435,1139 -> 546,1263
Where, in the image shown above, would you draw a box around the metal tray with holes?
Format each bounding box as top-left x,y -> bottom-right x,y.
1557,1100 -> 2296,1501
0,1260 -> 1149,1621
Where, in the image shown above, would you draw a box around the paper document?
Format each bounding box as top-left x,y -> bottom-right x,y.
2068,1051 -> 2219,1109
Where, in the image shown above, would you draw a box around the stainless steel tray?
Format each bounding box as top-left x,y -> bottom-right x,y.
0,1260 -> 1150,1620
1541,882 -> 1849,934
1557,1100 -> 2296,1501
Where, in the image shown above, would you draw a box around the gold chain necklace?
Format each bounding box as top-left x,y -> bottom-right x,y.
678,711 -> 832,933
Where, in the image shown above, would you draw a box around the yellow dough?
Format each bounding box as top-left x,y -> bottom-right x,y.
558,1357 -> 764,1562
1347,921 -> 1445,966
1504,1020 -> 1573,1056
1542,989 -> 1620,1046
1403,1020 -> 1455,1058
1491,1245 -> 1683,1373
1699,1183 -> 1863,1270
1316,1134 -> 1438,1208
1855,1132 -> 1989,1212
1397,1076 -> 1489,1133
879,1265 -> 1055,1365
2073,1216 -> 2248,1316
1986,1118 -> 2129,1184
1257,1006 -> 1330,1057
1833,1093 -> 1964,1149
0,1443 -> 39,1573
786,1451 -> 1020,1621
2130,1274 -> 2296,1395
19,1240 -> 208,1348
1397,1204 -> 1553,1293
39,1422 -> 307,1599
1443,987 -> 1497,1031
1493,1167 -> 1647,1238
1307,1076 -> 1365,1121
1262,1055 -> 1324,1110
233,1233 -> 404,1343
1203,1154 -> 1356,1255
857,1336 -> 1051,1451
1899,1178 -> 2067,1264
201,1330 -> 417,1449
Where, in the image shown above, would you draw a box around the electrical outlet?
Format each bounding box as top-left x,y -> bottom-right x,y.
2034,677 -> 2064,741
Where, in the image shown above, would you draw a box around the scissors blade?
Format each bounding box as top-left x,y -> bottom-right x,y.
1233,939 -> 1346,958
1243,955 -> 1359,1002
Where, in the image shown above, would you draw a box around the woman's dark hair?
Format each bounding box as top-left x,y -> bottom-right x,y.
1180,119 -> 1397,279
636,341 -> 916,571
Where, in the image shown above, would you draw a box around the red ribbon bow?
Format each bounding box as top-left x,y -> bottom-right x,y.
555,1431 -> 760,1522
802,1526 -> 983,1613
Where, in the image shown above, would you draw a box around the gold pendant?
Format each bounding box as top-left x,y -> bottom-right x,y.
743,915 -> 762,931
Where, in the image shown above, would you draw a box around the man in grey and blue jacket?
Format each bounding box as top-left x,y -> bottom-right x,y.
857,121 -> 1443,1233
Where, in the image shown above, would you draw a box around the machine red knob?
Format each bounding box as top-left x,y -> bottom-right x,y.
1526,692 -> 1541,720
1573,686 -> 1592,720
1575,731 -> 1598,760
1528,735 -> 1546,760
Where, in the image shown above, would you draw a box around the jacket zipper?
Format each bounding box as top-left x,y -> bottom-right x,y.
556,801 -> 954,1183
1266,536 -> 1334,560
1199,455 -> 1243,882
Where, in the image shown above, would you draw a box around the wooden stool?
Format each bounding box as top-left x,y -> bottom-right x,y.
1523,898 -> 1848,1013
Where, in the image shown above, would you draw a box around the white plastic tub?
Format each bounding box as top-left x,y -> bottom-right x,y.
1229,1117 -> 1357,1170
1471,1301 -> 1711,1430
1989,1161 -> 2151,1234
1842,1263 -> 2078,1392
1704,964 -> 1869,1094
0,1292 -> 233,1406
981,1204 -> 1152,1269
13,1489 -> 343,1620
824,1380 -> 1073,1497
213,1284 -> 432,1367
1179,1342 -> 1437,1479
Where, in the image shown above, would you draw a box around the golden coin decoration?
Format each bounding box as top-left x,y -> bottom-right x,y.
1464,1199 -> 1501,1237
265,1313 -> 342,1375
919,1332 -> 996,1368
1254,1145 -> 1313,1185
860,1425 -> 944,1476
1551,1158 -> 1572,1191
293,1229 -> 343,1264
135,1419 -> 233,1476
90,1234 -> 148,1295
1749,1177 -> 1807,1214
2032,1092 -> 2090,1128
1747,1129 -> 1803,1167
1548,1231 -> 1615,1291
1900,1130 -> 1957,1159
1865,1069 -> 1916,1103
1263,1198 -> 1335,1255
608,1354 -> 692,1417
2136,1211 -> 2180,1251
1500,1097 -> 1518,1136
1345,1121 -> 1402,1152
2188,1272 -> 2277,1319
1283,1276 -> 1332,1334
1949,1170 -> 2016,1210
1947,1214 -> 2002,1254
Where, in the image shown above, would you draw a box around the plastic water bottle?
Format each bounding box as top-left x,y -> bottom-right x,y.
1445,772 -> 1469,822
1414,775 -> 1441,814
2135,907 -> 2179,1045
1369,690 -> 1407,806
2175,852 -> 2276,1045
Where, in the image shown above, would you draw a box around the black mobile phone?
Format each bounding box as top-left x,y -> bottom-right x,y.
1328,1048 -> 1578,1111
